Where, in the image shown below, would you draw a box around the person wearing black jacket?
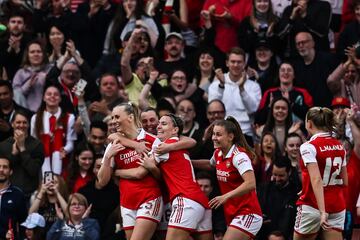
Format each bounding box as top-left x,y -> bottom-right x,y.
257,159 -> 299,239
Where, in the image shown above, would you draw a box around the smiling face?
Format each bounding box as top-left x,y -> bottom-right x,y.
199,53 -> 214,73
170,70 -> 187,93
141,110 -> 158,135
261,133 -> 276,155
43,86 -> 61,108
28,43 -> 44,67
69,197 -> 86,219
212,125 -> 233,151
285,135 -> 301,160
12,113 -> 29,134
111,106 -> 133,134
49,26 -> 65,48
77,150 -> 94,172
226,53 -> 245,78
157,116 -> 178,141
355,4 -> 360,22
272,99 -> 289,124
255,0 -> 270,13
279,63 -> 294,85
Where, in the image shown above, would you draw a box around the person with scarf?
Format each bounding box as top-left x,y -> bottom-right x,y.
30,85 -> 76,175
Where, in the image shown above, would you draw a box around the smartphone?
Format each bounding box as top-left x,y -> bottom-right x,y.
44,171 -> 54,184
74,79 -> 87,96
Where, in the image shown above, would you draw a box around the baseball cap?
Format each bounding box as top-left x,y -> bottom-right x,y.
21,213 -> 46,229
255,39 -> 272,51
165,32 -> 183,41
331,97 -> 350,108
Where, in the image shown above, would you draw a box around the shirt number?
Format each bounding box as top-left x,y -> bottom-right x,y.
322,157 -> 343,186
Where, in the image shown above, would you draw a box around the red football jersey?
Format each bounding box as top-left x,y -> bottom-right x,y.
210,145 -> 262,224
111,129 -> 161,209
153,137 -> 209,208
297,133 -> 346,213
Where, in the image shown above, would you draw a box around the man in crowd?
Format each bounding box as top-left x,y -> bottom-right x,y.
87,121 -> 108,155
140,107 -> 159,135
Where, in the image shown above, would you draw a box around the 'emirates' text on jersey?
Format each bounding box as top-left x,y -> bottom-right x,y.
210,145 -> 262,223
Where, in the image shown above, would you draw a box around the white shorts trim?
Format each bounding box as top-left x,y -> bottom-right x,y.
121,196 -> 164,230
229,214 -> 263,237
168,196 -> 212,233
294,205 -> 345,235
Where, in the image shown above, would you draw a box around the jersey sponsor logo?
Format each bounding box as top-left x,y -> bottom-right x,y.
217,169 -> 230,182
119,151 -> 139,164
319,144 -> 344,152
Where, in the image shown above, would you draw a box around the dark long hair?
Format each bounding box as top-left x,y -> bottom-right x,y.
67,142 -> 95,192
263,97 -> 293,134
34,85 -> 66,139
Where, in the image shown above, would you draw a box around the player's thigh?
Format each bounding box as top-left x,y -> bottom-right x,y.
165,227 -> 191,240
125,229 -> 133,240
130,218 -> 158,240
293,232 -> 318,240
321,229 -> 343,240
223,226 -> 252,240
192,231 -> 214,240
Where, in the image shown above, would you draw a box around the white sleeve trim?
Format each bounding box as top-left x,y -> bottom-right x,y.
232,152 -> 253,175
300,142 -> 317,165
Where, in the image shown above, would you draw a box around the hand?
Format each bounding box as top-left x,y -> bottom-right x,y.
254,124 -> 264,137
201,10 -> 211,21
124,1 -> 134,18
28,73 -> 39,87
14,129 -> 26,151
130,28 -> 143,42
135,19 -> 148,30
8,35 -> 21,53
138,153 -> 157,170
213,11 -> 231,21
149,70 -> 159,82
236,71 -> 247,89
288,122 -> 301,134
320,211 -> 329,230
65,40 -> 77,57
268,92 -> 274,107
60,0 -> 70,8
215,68 -> 225,85
208,4 -> 216,14
82,204 -> 92,219
154,143 -> 172,155
209,194 -> 229,209
135,142 -> 150,154
281,89 -> 289,100
88,101 -> 110,115
346,108 -> 355,121
107,132 -> 123,143
106,141 -> 125,158
297,0 -> 307,17
247,67 -> 259,80
89,0 -> 101,16
60,148 -> 67,159
12,142 -> 18,155
55,202 -> 64,220
290,5 -> 302,19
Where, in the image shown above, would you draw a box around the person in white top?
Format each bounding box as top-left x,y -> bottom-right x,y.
208,47 -> 261,143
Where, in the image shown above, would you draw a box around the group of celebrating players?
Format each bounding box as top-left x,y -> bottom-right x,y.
96,102 -> 347,240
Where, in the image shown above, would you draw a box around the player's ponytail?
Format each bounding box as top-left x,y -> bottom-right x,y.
306,107 -> 335,133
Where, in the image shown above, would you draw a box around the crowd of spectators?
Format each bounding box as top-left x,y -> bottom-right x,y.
0,0 -> 360,239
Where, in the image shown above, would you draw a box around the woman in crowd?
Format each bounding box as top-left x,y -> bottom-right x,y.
20,213 -> 46,240
256,62 -> 313,125
254,131 -> 281,185
12,40 -> 51,112
192,48 -> 217,101
294,107 -> 347,240
47,22 -> 68,64
238,0 -> 279,60
30,85 -> 76,175
257,96 -> 305,154
46,193 -> 100,240
65,142 -> 95,193
193,116 -> 263,239
29,174 -> 68,232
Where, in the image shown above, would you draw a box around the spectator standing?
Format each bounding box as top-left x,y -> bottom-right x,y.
0,13 -> 32,80
0,156 -> 27,240
0,110 -> 44,201
12,40 -> 51,112
208,47 -> 261,144
0,80 -> 32,142
292,32 -> 338,107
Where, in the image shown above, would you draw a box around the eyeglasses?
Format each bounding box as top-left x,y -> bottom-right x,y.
207,110 -> 225,116
296,39 -> 311,46
70,202 -> 85,207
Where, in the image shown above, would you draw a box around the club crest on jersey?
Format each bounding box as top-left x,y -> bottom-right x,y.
226,161 -> 231,168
